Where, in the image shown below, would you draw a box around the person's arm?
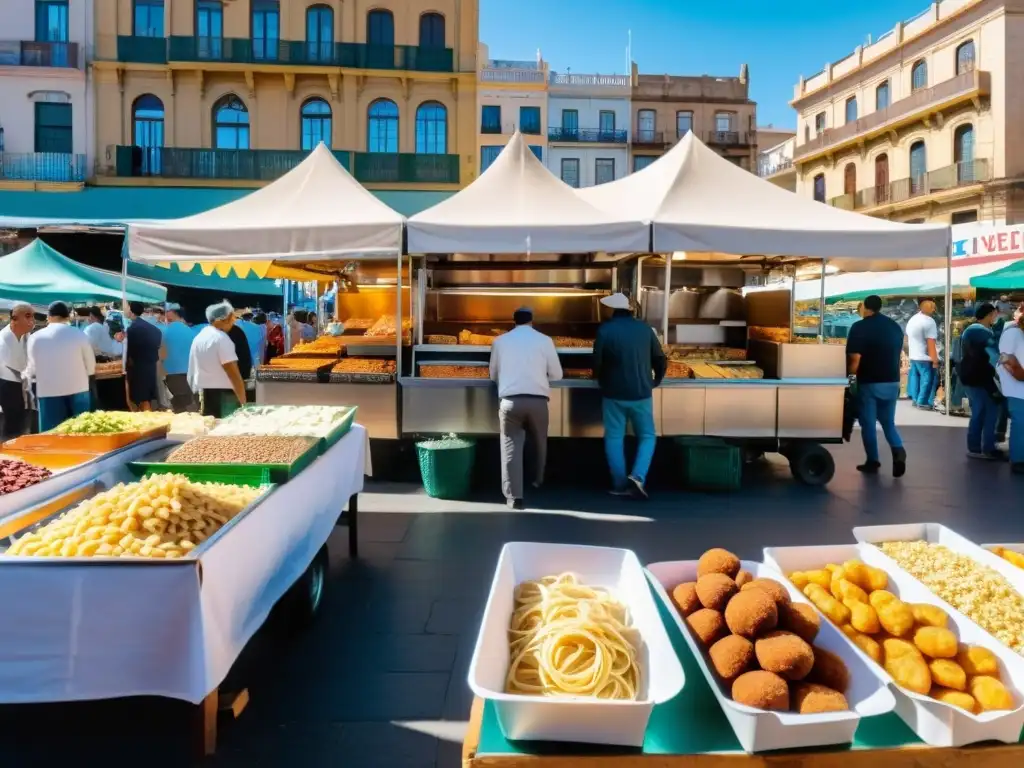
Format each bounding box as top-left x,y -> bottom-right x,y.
591,329 -> 604,380
222,360 -> 247,403
82,337 -> 95,376
489,342 -> 499,382
927,320 -> 939,367
845,324 -> 862,376
23,335 -> 36,382
650,328 -> 667,388
546,339 -> 563,382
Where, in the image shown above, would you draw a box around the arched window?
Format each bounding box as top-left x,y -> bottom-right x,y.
876,80 -> 890,110
132,94 -> 164,175
213,94 -> 249,149
911,60 -> 928,92
844,163 -> 856,197
874,153 -> 889,203
415,101 -> 447,154
306,4 -> 333,63
845,96 -> 857,124
956,40 -> 976,75
251,0 -> 279,61
301,98 -> 332,150
813,173 -> 825,203
367,9 -> 394,45
367,99 -> 398,153
419,12 -> 444,47
909,140 -> 927,195
954,123 -> 975,183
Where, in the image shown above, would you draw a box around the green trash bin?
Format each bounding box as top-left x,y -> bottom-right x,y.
675,436 -> 742,491
416,435 -> 477,500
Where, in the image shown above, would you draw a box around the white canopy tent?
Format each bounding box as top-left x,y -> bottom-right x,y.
406,132 -> 649,254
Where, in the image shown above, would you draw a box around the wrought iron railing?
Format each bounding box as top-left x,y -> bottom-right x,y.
547,128 -> 627,143
0,40 -> 80,68
828,159 -> 991,210
0,152 -> 87,182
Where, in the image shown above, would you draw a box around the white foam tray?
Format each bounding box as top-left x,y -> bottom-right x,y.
646,559 -> 893,753
764,543 -> 1024,747
467,542 -> 684,746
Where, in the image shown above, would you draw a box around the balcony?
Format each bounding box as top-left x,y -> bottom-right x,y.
0,152 -> 86,183
548,128 -> 627,144
480,67 -> 545,84
795,69 -> 990,162
828,159 -> 990,211
115,146 -> 351,181
632,130 -> 666,147
116,35 -> 168,64
549,73 -> 630,88
705,131 -> 750,146
0,41 -> 80,68
758,158 -> 794,178
352,153 -> 459,184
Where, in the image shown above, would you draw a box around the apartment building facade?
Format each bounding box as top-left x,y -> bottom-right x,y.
631,63 -> 756,173
757,129 -> 796,192
546,72 -> 630,188
476,43 -> 547,173
0,0 -> 92,189
791,0 -> 1021,225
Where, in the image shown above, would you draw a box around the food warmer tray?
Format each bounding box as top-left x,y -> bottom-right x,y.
127,436 -> 322,485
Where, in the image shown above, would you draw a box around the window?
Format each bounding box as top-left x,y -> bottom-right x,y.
561,109 -> 578,136
560,158 -> 580,188
909,140 -> 927,194
843,163 -> 856,197
874,153 -> 889,203
416,101 -> 447,154
715,112 -> 733,132
637,109 -> 655,142
36,0 -> 68,42
133,94 -> 164,174
520,106 -> 541,134
197,0 -> 223,59
812,173 -> 825,202
951,210 -> 978,224
213,95 -> 249,149
814,112 -> 826,134
804,124 -> 810,143
367,9 -> 394,45
301,98 -> 331,150
633,155 -> 655,172
676,111 -> 692,137
529,145 -> 543,161
595,158 -> 615,185
419,12 -> 444,48
481,105 -> 500,134
481,145 -> 501,172
306,5 -> 333,63
845,97 -> 857,124
876,81 -> 890,111
599,110 -> 615,137
368,99 -> 398,153
134,0 -> 164,37
251,0 -> 279,61
34,102 -> 71,153
911,60 -> 928,92
956,40 -> 976,75
954,123 -> 975,182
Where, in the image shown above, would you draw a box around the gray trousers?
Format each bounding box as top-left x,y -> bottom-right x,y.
498,395 -> 549,501
165,373 -> 196,413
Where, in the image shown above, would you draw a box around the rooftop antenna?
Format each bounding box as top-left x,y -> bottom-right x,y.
627,29 -> 632,75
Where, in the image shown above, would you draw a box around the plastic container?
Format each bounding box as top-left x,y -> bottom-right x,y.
416,437 -> 475,500
764,543 -> 1024,747
646,559 -> 893,753
1,424 -> 169,453
0,449 -> 103,471
468,542 -> 684,746
675,437 -> 742,491
127,437 -> 321,484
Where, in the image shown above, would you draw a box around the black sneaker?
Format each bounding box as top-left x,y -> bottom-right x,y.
507,498 -> 525,510
857,461 -> 881,474
967,451 -> 989,460
1013,463 -> 1024,476
627,475 -> 648,500
986,449 -> 1008,461
892,448 -> 907,478
608,488 -> 631,497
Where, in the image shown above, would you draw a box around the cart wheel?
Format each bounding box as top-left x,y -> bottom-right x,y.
789,444 -> 835,486
287,545 -> 328,626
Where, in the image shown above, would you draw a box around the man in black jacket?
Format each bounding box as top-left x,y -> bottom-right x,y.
592,293 -> 666,499
959,302 -> 1003,460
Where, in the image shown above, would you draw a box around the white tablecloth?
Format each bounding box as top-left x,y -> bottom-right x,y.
0,424 -> 367,704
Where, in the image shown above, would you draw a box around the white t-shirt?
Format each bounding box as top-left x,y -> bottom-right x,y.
26,323 -> 95,397
905,312 -> 938,361
0,325 -> 28,384
489,325 -> 563,399
998,325 -> 1024,400
84,321 -> 123,358
187,325 -> 238,392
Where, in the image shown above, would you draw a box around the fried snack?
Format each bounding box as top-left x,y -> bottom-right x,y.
458,329 -> 498,346
331,359 -> 396,374
747,326 -> 791,343
365,315 -> 411,337
779,602 -> 820,644
844,600 -> 881,635
696,573 -> 738,612
911,604 -> 949,629
741,578 -> 791,607
266,357 -> 330,370
755,631 -> 815,680
562,369 -> 593,380
885,653 -> 932,695
841,625 -> 882,663
735,570 -> 754,588
732,671 -> 789,711
697,548 -> 741,579
803,584 -> 851,626
931,687 -> 977,713
425,335 -> 458,345
882,637 -> 922,660
664,361 -> 694,379
928,659 -> 967,691
958,645 -> 1000,677
709,635 -> 754,681
913,626 -> 958,659
789,571 -> 810,589
725,589 -> 778,638
671,582 -> 701,617
877,599 -> 915,638
803,569 -> 833,589
687,608 -> 727,647
832,579 -> 869,605
969,676 -> 1014,711
843,561 -> 888,592
868,590 -> 897,611
342,317 -> 374,330
550,336 -> 592,349
792,682 -> 850,714
997,549 -> 1024,570
808,647 -> 851,693
291,336 -> 346,355
420,365 -> 490,379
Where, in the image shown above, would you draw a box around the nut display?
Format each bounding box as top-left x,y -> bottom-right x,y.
420,365 -> 490,379
672,548 -> 849,714
167,435 -> 316,465
212,405 -> 352,438
787,558 -> 1018,712
0,457 -> 52,496
989,545 -> 1024,571
5,473 -> 262,559
878,541 -> 1024,655
331,359 -> 396,374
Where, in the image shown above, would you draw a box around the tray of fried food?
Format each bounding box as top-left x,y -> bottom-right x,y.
331,359 -> 396,375
749,327 -> 793,344
665,361 -> 694,379
290,336 -> 346,356
551,336 -> 593,349
94,361 -> 125,378
426,334 -> 459,345
419,364 -> 490,379
563,368 -> 593,379
265,357 -> 333,371
666,346 -> 746,362
707,364 -> 764,380
457,329 -> 499,346
364,315 -> 413,338
342,318 -> 375,331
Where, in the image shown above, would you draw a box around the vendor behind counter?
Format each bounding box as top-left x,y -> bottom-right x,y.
187,301 -> 247,418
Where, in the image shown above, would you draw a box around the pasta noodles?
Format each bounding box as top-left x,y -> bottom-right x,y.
505,572 -> 641,700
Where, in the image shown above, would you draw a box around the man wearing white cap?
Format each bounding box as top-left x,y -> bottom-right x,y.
593,293 -> 666,498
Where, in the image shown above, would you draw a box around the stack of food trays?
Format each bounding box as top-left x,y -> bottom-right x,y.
258,355 -> 336,383
328,358 -> 396,383
468,542 -> 684,746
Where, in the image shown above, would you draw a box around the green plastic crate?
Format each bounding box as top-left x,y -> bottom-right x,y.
675,436 -> 742,491
416,438 -> 476,500
127,464 -> 273,488
127,437 -> 320,485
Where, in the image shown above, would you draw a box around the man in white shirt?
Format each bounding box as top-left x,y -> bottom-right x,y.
905,299 -> 940,409
26,301 -> 95,432
997,305 -> 1024,473
0,303 -> 35,439
489,308 -> 563,509
187,301 -> 246,418
83,306 -> 124,359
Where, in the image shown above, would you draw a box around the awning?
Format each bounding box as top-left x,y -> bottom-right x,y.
795,259 -> 1015,302
969,259 -> 1024,290
125,261 -> 282,296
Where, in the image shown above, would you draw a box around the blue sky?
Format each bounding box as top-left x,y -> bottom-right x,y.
480,0 -> 933,128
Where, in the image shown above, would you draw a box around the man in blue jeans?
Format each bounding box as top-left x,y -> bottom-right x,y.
905,298 -> 940,409
592,293 -> 666,499
846,295 -> 907,477
959,303 -> 1004,460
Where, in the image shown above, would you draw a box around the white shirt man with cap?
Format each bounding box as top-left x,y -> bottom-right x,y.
187,301 -> 247,418
488,307 -> 563,509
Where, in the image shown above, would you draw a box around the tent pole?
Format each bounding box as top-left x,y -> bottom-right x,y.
662,253 -> 672,344
120,255 -> 128,372
396,253 -> 403,380
945,241 -> 953,418
283,280 -> 290,352
819,259 -> 826,344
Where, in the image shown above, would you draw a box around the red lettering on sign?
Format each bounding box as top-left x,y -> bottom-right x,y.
981,235 -> 997,253
1013,230 -> 1022,251
998,233 -> 1009,251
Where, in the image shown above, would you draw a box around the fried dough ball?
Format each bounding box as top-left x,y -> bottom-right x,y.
969,676 -> 1014,712
732,670 -> 789,711
741,578 -> 791,607
802,569 -> 833,589
868,590 -> 897,611
735,569 -> 754,588
913,626 -> 958,659
808,647 -> 851,693
792,682 -> 850,714
928,659 -> 967,691
911,603 -> 948,629
725,588 -> 778,638
885,653 -> 932,695
931,687 -> 978,713
779,602 -> 820,644
882,637 -> 922,660
841,625 -> 883,664
709,635 -> 755,681
755,631 -> 815,681
957,645 -> 1000,677
844,600 -> 881,634
687,608 -> 726,647
696,573 -> 738,611
877,599 -> 915,638
698,548 -> 741,579
842,561 -> 888,592
803,584 -> 851,627
832,579 -> 869,605
671,581 -> 701,617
